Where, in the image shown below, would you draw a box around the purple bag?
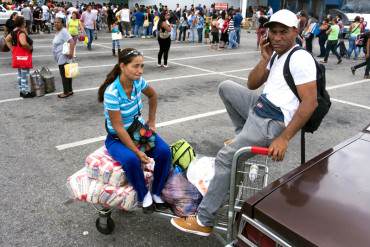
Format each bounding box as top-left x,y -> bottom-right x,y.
162,172 -> 203,217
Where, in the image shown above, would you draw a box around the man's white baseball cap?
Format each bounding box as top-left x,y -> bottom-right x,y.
264,9 -> 298,28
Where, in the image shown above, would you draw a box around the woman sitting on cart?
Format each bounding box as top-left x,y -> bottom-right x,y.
98,48 -> 171,214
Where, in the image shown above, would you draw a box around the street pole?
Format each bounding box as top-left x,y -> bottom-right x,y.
242,0 -> 248,18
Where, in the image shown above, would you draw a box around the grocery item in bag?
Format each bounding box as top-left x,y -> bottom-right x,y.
186,156 -> 215,196
162,172 -> 203,217
67,167 -> 91,201
39,67 -> 55,93
118,185 -> 137,211
64,62 -> 79,78
29,70 -> 45,97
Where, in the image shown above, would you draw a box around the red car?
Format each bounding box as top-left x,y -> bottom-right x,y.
236,123 -> 370,247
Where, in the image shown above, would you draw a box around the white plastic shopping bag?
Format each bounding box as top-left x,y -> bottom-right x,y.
186,156 -> 215,196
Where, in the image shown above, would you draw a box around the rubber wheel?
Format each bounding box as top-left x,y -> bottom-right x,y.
96,216 -> 115,235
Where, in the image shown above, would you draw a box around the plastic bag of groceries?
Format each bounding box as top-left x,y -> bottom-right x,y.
67,146 -> 155,211
162,172 -> 203,217
186,156 -> 215,196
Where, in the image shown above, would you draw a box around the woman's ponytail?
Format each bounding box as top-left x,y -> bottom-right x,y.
98,64 -> 121,102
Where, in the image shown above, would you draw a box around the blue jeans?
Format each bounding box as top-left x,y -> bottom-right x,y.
347,35 -> 359,59
17,69 -> 30,93
235,27 -> 241,44
112,40 -> 120,50
197,28 -> 203,43
228,30 -> 238,49
171,24 -> 177,41
105,134 -> 171,202
85,28 -> 94,49
134,24 -> 143,37
189,27 -> 195,42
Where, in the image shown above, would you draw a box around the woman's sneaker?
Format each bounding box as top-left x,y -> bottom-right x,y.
21,92 -> 36,98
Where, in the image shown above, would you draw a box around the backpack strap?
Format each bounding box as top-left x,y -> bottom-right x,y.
282,46 -> 305,101
269,52 -> 278,68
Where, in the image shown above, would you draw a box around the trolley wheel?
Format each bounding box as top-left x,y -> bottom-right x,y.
95,216 -> 115,235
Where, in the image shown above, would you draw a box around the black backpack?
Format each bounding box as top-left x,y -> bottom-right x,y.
270,46 -> 331,133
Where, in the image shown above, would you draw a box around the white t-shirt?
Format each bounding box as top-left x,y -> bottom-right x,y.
120,8 -> 130,22
264,46 -> 316,126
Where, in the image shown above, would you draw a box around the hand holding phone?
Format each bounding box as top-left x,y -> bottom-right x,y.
260,33 -> 273,61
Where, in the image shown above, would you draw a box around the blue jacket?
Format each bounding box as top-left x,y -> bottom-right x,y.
233,13 -> 243,28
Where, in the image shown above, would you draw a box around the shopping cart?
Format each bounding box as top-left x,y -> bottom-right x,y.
92,146 -> 272,246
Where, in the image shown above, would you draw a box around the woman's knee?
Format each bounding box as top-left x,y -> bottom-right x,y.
218,80 -> 238,98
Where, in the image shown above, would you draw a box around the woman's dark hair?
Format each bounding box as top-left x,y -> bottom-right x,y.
10,12 -> 18,20
14,16 -> 25,28
157,12 -> 167,30
98,48 -> 142,102
354,16 -> 361,22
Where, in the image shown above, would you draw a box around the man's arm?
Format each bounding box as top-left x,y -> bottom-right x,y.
247,37 -> 272,90
268,81 -> 318,161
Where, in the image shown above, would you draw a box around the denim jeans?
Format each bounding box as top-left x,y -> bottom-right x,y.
197,28 -> 203,43
235,27 -> 241,44
197,80 -> 284,226
228,30 -> 238,49
105,134 -> 171,202
17,69 -> 31,93
171,24 -> 177,41
112,40 -> 120,50
134,24 -> 143,37
189,27 -> 196,42
85,28 -> 94,49
347,35 -> 359,59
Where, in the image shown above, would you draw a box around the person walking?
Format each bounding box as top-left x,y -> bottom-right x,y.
187,11 -> 196,43
317,18 -> 330,57
210,17 -> 219,49
4,12 -> 18,36
81,4 -> 97,50
157,12 -> 171,68
52,17 -> 76,98
67,11 -> 83,43
98,48 -> 171,214
4,15 -> 35,98
321,18 -> 342,64
119,4 -> 131,37
233,9 -> 243,44
111,21 -> 121,56
347,16 -> 361,60
351,32 -> 370,79
21,3 -> 32,34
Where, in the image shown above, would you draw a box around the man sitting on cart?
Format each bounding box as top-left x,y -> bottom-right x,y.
171,9 -> 318,236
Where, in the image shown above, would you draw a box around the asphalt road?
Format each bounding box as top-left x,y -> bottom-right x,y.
0,29 -> 369,247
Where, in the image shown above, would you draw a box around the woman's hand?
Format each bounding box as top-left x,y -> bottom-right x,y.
146,120 -> 156,131
136,150 -> 151,165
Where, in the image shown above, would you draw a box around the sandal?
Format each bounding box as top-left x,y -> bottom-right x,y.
57,92 -> 73,98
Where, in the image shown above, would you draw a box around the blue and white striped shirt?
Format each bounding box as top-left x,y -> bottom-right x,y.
104,76 -> 149,134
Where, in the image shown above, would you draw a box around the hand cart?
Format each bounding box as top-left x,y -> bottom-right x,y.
92,146 -> 272,246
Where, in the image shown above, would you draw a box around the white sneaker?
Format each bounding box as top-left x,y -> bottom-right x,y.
157,64 -> 162,67
163,65 -> 168,68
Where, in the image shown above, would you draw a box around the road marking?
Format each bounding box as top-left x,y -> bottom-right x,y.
327,79 -> 370,90
0,68 -> 252,104
331,98 -> 370,110
0,51 -> 253,77
0,44 -> 212,60
56,109 -> 227,150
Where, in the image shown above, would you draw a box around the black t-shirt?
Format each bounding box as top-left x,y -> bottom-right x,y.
5,19 -> 14,33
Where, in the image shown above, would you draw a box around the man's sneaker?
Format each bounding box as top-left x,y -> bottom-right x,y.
224,138 -> 234,146
170,216 -> 212,237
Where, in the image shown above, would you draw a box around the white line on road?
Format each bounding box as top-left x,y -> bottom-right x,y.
331,98 -> 370,110
0,68 -> 252,104
56,109 -> 227,150
0,44 -> 212,60
327,79 -> 370,90
0,51 -> 252,77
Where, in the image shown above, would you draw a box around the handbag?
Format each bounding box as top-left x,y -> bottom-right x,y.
62,42 -> 76,57
12,32 -> 32,69
105,85 -> 156,152
143,19 -> 149,27
111,32 -> 123,40
64,62 -> 79,78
